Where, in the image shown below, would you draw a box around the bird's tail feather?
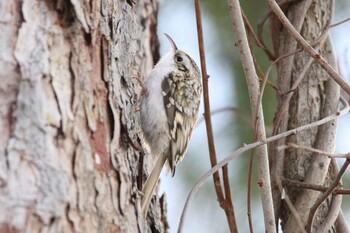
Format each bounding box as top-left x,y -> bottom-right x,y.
141,155 -> 167,217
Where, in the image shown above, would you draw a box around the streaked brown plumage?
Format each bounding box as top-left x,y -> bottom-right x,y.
140,34 -> 201,217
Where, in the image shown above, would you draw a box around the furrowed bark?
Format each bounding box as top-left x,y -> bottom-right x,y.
0,0 -> 166,232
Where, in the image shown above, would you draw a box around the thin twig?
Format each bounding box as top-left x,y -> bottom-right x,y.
277,142 -> 350,158
316,195 -> 341,233
196,107 -> 251,127
329,17 -> 350,29
254,7 -> 313,230
278,1 -> 341,229
277,178 -> 307,233
258,0 -> 337,138
223,164 -> 238,230
243,9 -> 265,233
194,1 -> 237,233
257,0 -> 296,59
247,149 -> 254,233
268,1 -> 334,228
335,210 -> 350,232
245,20 -> 266,84
242,9 -> 275,60
272,54 -> 315,135
228,0 -> 276,232
282,178 -> 350,194
267,0 -> 350,95
268,21 -> 335,137
177,89 -> 349,233
307,158 -> 350,232
194,0 -> 223,206
243,11 -> 278,92
315,158 -> 342,233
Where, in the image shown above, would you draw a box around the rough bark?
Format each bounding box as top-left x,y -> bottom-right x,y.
0,0 -> 166,232
270,0 -> 344,232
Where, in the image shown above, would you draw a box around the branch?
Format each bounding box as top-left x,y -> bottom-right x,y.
177,91 -> 349,233
267,0 -> 350,95
268,3 -> 314,224
241,9 -> 275,60
315,158 -> 342,233
315,194 -> 342,233
270,0 -> 338,137
267,1 -> 346,230
277,142 -> 350,158
257,0 -> 296,60
282,178 -> 350,194
228,1 -> 276,232
278,182 -> 307,233
307,158 -> 350,232
194,1 -> 238,232
336,210 -> 350,232
196,107 -> 251,127
242,9 -> 267,232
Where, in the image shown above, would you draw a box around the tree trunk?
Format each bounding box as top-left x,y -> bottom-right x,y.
270,0 -> 347,232
0,0 -> 166,232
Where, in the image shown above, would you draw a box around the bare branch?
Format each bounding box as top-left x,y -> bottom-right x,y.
315,194 -> 341,233
277,142 -> 349,158
282,179 -> 350,194
307,158 -> 350,232
194,0 -> 237,232
336,211 -> 350,232
177,96 -> 349,233
196,107 -> 251,127
278,183 -> 307,233
267,0 -> 350,95
247,150 -> 255,233
242,9 -> 275,60
315,158 -> 342,233
256,1 -> 314,227
227,0 -> 276,232
272,54 -> 315,135
257,0 -> 298,60
329,17 -> 350,29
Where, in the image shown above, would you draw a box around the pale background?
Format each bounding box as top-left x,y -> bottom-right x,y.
155,1 -> 350,232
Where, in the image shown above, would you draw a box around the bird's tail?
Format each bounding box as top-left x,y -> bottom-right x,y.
141,155 -> 167,217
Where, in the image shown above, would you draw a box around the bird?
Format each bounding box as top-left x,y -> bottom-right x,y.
140,33 -> 202,217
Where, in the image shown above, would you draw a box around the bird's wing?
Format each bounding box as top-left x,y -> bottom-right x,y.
161,71 -> 201,176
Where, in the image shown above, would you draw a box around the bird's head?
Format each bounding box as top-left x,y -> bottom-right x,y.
158,33 -> 200,76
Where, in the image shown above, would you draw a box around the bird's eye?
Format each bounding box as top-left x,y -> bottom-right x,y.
176,56 -> 183,62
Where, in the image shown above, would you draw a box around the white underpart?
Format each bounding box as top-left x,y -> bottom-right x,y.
141,51 -> 175,157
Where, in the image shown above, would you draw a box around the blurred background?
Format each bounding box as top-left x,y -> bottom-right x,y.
156,1 -> 350,232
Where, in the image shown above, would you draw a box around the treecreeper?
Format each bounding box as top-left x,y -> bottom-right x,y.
140,33 -> 202,217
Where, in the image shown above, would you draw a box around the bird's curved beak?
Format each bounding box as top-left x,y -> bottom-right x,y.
164,33 -> 178,53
